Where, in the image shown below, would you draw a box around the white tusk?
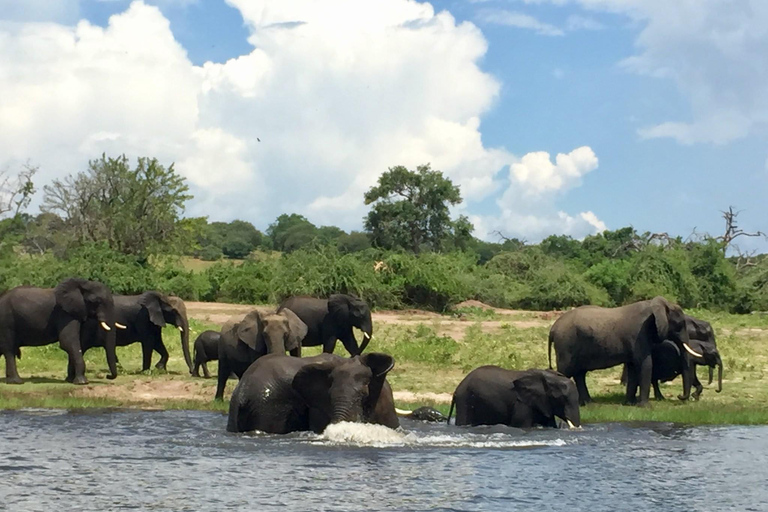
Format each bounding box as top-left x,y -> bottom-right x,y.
567,419 -> 576,429
100,321 -> 111,332
115,322 -> 127,330
395,408 -> 413,416
363,333 -> 371,341
177,326 -> 184,332
683,343 -> 703,358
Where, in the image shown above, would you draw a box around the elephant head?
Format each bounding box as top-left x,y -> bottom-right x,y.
260,308 -> 308,355
684,315 -> 719,387
688,339 -> 723,393
328,294 -> 373,354
649,296 -> 695,399
513,370 -> 581,429
54,278 -> 118,379
292,352 -> 395,430
138,292 -> 193,373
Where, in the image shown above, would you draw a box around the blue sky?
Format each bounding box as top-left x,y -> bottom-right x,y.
1,0 -> 766,251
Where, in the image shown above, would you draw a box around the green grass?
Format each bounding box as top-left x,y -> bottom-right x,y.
2,309 -> 768,425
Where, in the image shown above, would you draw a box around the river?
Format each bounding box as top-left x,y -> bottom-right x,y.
1,409 -> 767,511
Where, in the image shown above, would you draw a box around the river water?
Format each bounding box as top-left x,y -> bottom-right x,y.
1,409 -> 767,512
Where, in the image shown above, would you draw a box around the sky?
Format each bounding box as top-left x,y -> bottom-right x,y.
1,0 -> 766,251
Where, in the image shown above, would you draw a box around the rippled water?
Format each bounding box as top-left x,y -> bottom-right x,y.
1,409 -> 768,512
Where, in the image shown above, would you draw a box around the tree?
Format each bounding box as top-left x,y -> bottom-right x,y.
42,154 -> 192,263
0,164 -> 36,218
267,214 -> 318,252
364,163 -> 472,253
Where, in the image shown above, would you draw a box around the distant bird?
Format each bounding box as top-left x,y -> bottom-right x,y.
257,138 -> 261,142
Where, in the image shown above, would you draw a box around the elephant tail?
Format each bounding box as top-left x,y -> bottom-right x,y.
446,395 -> 455,426
547,330 -> 554,370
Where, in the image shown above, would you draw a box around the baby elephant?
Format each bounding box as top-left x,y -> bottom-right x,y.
192,330 -> 221,378
650,338 -> 723,400
449,366 -> 581,429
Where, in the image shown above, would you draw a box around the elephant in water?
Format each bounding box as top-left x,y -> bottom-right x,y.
277,294 -> 373,356
448,366 -> 580,429
192,330 -> 221,379
548,296 -> 696,406
0,278 -> 118,384
227,352 -> 398,434
215,308 -> 307,400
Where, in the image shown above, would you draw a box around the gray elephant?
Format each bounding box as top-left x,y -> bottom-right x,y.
0,278 -> 118,384
620,314 -> 722,398
80,291 -> 192,373
192,330 -> 221,378
549,296 -> 696,406
277,294 -> 373,356
226,352 -> 398,434
395,406 -> 448,422
448,366 -> 580,428
215,308 -> 307,400
646,338 -> 723,400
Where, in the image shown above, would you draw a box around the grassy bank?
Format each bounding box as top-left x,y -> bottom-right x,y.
2,308 -> 767,426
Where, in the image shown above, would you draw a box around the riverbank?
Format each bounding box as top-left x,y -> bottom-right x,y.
2,302 -> 767,425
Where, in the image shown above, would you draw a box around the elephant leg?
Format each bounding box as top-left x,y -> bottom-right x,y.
59,321 -> 88,385
215,362 -> 228,400
140,339 -> 154,372
201,362 -> 211,379
653,379 -> 665,400
624,363 -> 639,405
619,364 -> 628,385
154,339 -> 169,370
573,372 -> 591,406
692,372 -> 703,400
338,331 -> 360,357
192,359 -> 201,378
2,347 -> 23,385
637,356 -> 652,406
322,335 -> 337,354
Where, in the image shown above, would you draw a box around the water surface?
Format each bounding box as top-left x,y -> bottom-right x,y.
1,409 -> 767,511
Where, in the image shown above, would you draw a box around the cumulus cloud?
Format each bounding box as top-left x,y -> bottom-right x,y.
0,0 -> 602,240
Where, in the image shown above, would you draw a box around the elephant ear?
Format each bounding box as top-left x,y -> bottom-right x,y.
650,296 -> 670,341
328,294 -> 350,325
237,311 -> 264,351
512,372 -> 552,418
140,292 -> 166,328
360,352 -> 395,377
54,278 -> 88,321
292,360 -> 336,407
281,308 -> 308,352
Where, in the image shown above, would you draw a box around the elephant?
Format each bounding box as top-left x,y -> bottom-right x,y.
548,296 -> 696,406
276,294 -> 373,356
0,278 -> 118,384
226,352 -> 398,434
80,291 -> 192,374
448,366 -> 581,429
215,308 -> 308,400
192,330 -> 221,378
646,338 -> 723,400
619,314 -> 721,396
395,406 -> 448,422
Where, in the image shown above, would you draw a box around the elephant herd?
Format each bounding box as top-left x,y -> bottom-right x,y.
0,278 -> 723,436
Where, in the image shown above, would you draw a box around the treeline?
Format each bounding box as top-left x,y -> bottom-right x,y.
1,156 -> 766,313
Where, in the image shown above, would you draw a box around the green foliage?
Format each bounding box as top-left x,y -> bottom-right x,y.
364,163 -> 472,253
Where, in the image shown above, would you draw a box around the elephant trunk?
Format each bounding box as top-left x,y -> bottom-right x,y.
330,397 -> 363,424
178,313 -> 192,374
104,327 -> 118,380
708,365 -> 714,386
716,354 -> 723,393
357,318 -> 373,354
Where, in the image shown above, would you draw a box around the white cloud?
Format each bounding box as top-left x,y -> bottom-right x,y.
0,0 -> 601,241
566,14 -> 604,31
477,9 -> 564,36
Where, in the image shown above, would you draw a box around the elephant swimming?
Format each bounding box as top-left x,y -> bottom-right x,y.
548,296 -> 694,406
0,278 -> 118,384
215,308 -> 307,400
80,291 -> 192,374
448,366 -> 580,428
192,330 -> 221,379
277,294 -> 373,356
226,352 -> 398,434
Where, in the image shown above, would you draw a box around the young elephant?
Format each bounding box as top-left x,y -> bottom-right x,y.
648,339 -> 723,400
215,308 -> 307,400
448,367 -> 581,429
192,330 -> 221,378
226,352 -> 398,434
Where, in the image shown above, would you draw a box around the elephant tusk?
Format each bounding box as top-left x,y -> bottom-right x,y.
115,322 -> 127,330
683,343 -> 703,358
100,321 -> 111,332
567,419 -> 576,429
177,326 -> 184,332
395,408 -> 413,416
364,332 -> 371,341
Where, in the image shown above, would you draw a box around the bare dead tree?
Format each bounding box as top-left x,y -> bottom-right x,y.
0,164 -> 36,217
716,206 -> 766,254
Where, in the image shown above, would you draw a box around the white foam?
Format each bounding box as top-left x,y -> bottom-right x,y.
317,422 -> 569,449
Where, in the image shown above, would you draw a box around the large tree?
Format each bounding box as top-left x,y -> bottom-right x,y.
0,164 -> 35,218
364,163 -> 472,253
42,154 -> 192,262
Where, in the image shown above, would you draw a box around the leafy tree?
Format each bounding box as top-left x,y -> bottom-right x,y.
337,231 -> 371,253
267,214 -> 319,252
364,163 -> 472,253
42,154 -> 192,263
